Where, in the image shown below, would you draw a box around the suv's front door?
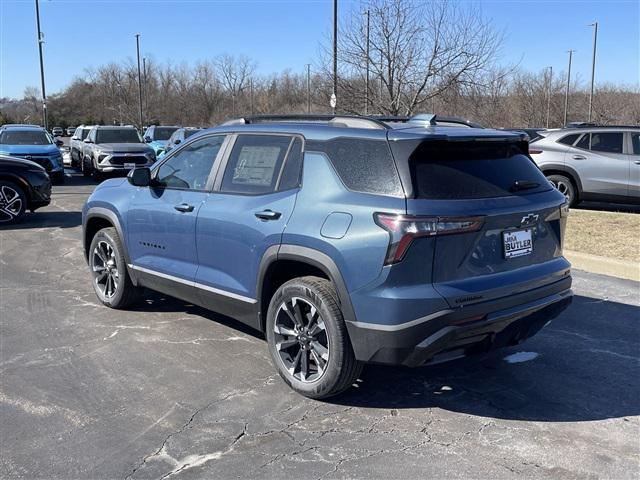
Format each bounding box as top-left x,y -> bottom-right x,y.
566,131 -> 628,197
194,134 -> 303,327
127,135 -> 226,299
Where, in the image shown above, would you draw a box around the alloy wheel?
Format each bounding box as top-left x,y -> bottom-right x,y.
550,178 -> 572,203
0,185 -> 23,222
92,240 -> 119,298
273,296 -> 329,383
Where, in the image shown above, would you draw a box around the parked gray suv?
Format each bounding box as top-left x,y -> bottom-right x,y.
531,127 -> 640,206
81,126 -> 156,178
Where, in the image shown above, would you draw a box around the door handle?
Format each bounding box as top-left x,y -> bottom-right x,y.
572,155 -> 587,160
634,160 -> 640,165
174,203 -> 194,213
255,209 -> 281,221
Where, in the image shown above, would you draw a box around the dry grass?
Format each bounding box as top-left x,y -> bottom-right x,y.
565,209 -> 640,263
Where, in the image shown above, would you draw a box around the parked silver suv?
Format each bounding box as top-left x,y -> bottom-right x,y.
531,127 -> 640,206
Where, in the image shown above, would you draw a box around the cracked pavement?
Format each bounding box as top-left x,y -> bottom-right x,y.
1,172 -> 639,479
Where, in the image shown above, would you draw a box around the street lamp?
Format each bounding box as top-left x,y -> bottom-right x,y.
34,0 -> 47,130
332,0 -> 338,114
363,9 -> 370,115
588,22 -> 599,122
563,50 -> 575,126
135,34 -> 144,131
305,64 -> 311,113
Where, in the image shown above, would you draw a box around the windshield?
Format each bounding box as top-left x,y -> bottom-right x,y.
153,127 -> 178,141
0,130 -> 52,145
95,129 -> 142,144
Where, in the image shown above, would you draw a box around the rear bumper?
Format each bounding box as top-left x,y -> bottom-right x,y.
346,276 -> 572,366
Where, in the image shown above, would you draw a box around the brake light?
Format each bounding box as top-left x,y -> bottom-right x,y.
374,213 -> 485,265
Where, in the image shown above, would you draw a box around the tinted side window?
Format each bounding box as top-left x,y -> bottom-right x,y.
631,133 -> 640,155
278,138 -> 303,191
575,133 -> 590,150
558,133 -> 579,146
306,138 -> 403,196
590,132 -> 623,154
156,135 -> 224,189
221,135 -> 292,194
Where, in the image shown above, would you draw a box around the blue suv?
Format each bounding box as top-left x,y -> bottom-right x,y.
0,124 -> 65,182
82,115 -> 572,399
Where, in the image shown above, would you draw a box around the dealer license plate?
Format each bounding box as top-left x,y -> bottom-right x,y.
503,229 -> 532,258
124,163 -> 136,169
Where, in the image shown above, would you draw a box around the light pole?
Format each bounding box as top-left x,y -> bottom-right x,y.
142,57 -> 149,118
34,0 -> 47,130
563,50 -> 575,126
135,34 -> 144,131
546,66 -> 553,128
588,22 -> 598,122
332,0 -> 338,114
305,64 -> 311,113
364,9 -> 370,115
250,78 -> 254,115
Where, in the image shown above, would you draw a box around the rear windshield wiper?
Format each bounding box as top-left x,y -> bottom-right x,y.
510,180 -> 540,192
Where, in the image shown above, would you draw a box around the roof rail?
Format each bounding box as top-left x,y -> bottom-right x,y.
565,123 -> 640,129
222,114 -> 391,130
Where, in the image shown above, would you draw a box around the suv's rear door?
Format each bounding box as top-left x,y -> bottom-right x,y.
566,130 -> 628,197
194,134 -> 303,326
402,139 -> 570,307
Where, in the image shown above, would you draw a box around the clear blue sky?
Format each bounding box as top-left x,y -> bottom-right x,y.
1,0 -> 638,99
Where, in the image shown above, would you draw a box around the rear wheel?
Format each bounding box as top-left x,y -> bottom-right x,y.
0,181 -> 26,224
89,227 -> 141,308
82,156 -> 92,177
547,174 -> 577,207
266,276 -> 363,399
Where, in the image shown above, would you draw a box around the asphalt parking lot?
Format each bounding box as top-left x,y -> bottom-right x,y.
1,171 -> 639,479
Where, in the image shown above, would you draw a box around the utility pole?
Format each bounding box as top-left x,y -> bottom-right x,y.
588,22 -> 598,122
364,9 -> 370,115
34,0 -> 47,130
546,66 -> 553,128
563,50 -> 575,127
135,34 -> 144,131
306,64 -> 312,113
142,57 -> 149,118
379,50 -> 383,112
249,78 -> 254,115
332,0 -> 338,114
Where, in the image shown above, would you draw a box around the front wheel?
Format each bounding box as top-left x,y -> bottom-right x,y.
88,227 -> 141,308
266,276 -> 363,399
547,174 -> 578,207
0,181 -> 27,224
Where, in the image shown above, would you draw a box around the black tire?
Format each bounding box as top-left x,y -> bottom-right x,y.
0,181 -> 27,225
82,157 -> 92,177
266,276 -> 363,399
88,227 -> 141,309
547,174 -> 578,207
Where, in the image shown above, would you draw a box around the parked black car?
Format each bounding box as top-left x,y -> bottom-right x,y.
0,155 -> 51,224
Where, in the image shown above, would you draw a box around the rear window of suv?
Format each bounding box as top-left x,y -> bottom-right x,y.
410,141 -> 551,199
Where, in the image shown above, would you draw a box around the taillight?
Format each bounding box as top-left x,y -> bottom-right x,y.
374,213 -> 485,265
529,149 -> 543,154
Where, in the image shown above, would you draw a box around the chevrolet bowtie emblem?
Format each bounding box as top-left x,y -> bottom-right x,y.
521,213 -> 539,226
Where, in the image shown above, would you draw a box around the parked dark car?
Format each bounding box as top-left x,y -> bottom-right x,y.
81,126 -> 156,178
0,125 -> 65,183
83,114 -> 572,399
0,155 -> 51,224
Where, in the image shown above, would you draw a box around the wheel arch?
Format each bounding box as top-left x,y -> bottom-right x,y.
540,164 -> 583,194
0,174 -> 32,206
83,207 -> 131,266
256,244 -> 356,333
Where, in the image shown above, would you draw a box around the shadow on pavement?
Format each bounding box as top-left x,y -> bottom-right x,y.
328,293 -> 640,422
1,210 -> 82,230
126,288 -> 639,422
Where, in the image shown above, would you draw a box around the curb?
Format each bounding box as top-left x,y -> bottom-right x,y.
565,250 -> 640,282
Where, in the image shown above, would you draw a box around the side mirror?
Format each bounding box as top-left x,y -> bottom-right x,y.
174,139 -> 181,145
84,138 -> 93,143
144,136 -> 152,143
127,167 -> 151,187
55,140 -> 64,147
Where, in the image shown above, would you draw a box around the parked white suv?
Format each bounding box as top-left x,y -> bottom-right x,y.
531,127 -> 640,206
